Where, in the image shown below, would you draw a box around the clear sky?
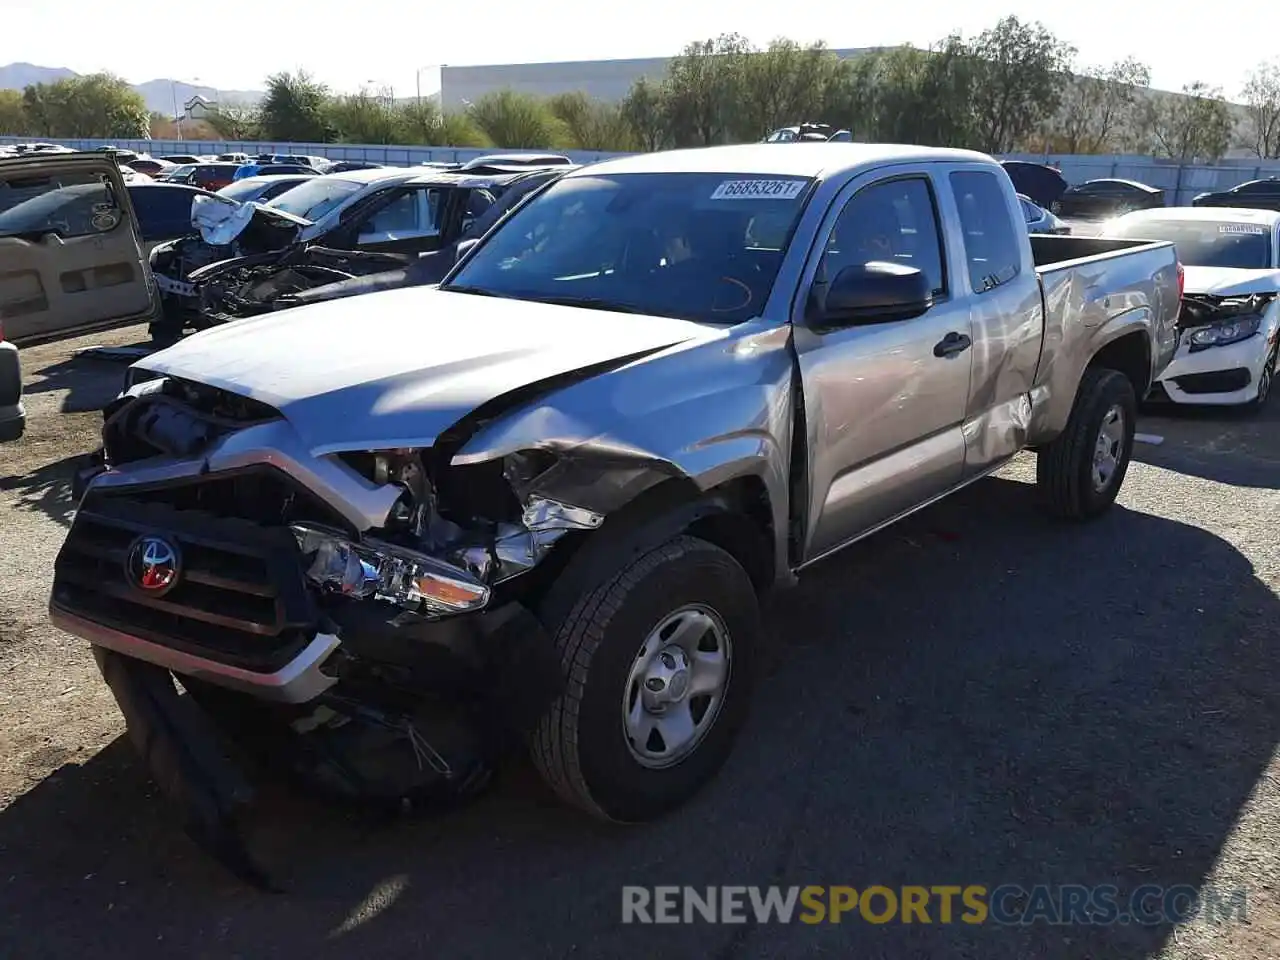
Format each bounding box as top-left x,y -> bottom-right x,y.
2,0 -> 1270,99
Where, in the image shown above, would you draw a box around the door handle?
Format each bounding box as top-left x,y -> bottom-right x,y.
933,332 -> 972,358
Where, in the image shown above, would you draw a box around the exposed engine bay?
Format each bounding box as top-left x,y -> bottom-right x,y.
193,246 -> 414,324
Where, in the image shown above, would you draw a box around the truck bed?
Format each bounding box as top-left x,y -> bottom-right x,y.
1028,234 -> 1158,270
1024,233 -> 1180,443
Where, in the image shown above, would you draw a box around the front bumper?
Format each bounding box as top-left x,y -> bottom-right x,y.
1153,332 -> 1273,405
50,604 -> 340,703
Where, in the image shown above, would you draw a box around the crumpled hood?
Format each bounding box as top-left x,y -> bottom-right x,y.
134,287 -> 720,455
1181,265 -> 1280,297
191,193 -> 310,246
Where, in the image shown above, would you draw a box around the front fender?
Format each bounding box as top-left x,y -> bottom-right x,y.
450,322 -> 797,583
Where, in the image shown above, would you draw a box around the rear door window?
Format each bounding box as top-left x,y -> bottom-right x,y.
950,170 -> 1023,293
0,173 -> 120,239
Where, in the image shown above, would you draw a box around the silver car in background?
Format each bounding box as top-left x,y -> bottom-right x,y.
1020,194 -> 1070,234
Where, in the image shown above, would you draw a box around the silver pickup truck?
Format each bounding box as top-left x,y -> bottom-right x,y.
50,143 -> 1180,880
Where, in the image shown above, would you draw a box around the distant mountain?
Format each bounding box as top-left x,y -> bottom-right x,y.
0,62 -> 77,90
0,63 -> 263,115
131,79 -> 263,115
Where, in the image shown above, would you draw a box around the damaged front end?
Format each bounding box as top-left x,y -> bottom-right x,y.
1177,292 -> 1274,352
56,378 -> 614,885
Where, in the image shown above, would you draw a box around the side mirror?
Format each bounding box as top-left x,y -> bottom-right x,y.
455,238 -> 479,262
815,262 -> 933,326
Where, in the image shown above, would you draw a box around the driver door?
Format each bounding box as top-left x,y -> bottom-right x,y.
0,153 -> 156,344
792,168 -> 975,563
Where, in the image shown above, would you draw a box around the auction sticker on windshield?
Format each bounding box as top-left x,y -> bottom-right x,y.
1219,223 -> 1267,234
711,179 -> 807,200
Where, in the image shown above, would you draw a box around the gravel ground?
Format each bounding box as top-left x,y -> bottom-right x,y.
0,325 -> 1277,960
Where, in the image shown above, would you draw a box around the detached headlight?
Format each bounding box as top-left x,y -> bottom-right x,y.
1188,314 -> 1261,351
291,524 -> 490,616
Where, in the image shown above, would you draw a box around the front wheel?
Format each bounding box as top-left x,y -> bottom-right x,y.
530,536 -> 759,822
1036,367 -> 1138,521
1244,342 -> 1277,415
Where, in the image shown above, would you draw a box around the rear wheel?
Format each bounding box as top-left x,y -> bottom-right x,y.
1036,367 -> 1138,521
530,536 -> 759,822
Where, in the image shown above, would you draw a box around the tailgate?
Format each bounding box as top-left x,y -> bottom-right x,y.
0,152 -> 157,345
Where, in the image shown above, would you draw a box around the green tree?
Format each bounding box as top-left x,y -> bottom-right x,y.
1057,57 -> 1151,154
731,39 -> 845,141
663,33 -> 754,146
620,76 -> 670,151
829,40 -> 977,148
205,100 -> 261,140
1241,59 -> 1280,158
546,91 -> 634,150
0,90 -> 25,134
964,16 -> 1075,153
258,70 -> 333,142
466,89 -> 569,148
19,74 -> 148,138
1142,82 -> 1234,162
326,91 -> 406,144
394,100 -> 488,147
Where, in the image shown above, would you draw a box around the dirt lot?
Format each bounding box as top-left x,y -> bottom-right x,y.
1,325 -> 1278,960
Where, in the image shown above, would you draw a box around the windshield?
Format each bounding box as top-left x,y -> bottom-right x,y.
1106,219 -> 1274,269
217,178 -> 277,202
443,172 -> 814,323
264,176 -> 362,222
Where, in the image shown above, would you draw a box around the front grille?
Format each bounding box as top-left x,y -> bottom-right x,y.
1172,368 -> 1251,395
52,495 -> 320,673
99,466 -> 353,532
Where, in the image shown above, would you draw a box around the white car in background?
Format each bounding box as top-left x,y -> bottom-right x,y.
1102,207 -> 1280,411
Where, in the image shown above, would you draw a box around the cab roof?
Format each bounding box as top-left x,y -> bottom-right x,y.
569,143 -> 997,180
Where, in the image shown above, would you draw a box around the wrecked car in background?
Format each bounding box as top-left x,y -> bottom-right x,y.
204,165 -> 573,318
50,143 -> 1181,885
154,165 -> 573,331
1,151 -> 160,440
1102,206 -> 1280,410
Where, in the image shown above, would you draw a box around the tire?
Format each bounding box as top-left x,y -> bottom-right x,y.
1244,342 -> 1277,415
530,535 -> 760,822
1036,366 -> 1137,521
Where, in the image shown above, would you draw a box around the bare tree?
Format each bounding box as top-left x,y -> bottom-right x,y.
1241,59 -> 1280,158
204,100 -> 260,140
1058,57 -> 1151,153
1142,82 -> 1234,162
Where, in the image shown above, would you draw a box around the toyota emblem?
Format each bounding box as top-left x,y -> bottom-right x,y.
125,535 -> 181,595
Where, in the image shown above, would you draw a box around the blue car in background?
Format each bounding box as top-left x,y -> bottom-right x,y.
232,162 -> 319,181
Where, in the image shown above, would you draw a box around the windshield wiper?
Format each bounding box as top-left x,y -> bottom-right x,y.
522,294 -> 648,314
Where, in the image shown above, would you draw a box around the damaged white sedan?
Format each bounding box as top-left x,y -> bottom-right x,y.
1103,207 -> 1280,411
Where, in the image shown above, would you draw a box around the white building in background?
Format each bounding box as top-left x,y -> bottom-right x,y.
183,95 -> 217,121
439,49 -> 878,109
